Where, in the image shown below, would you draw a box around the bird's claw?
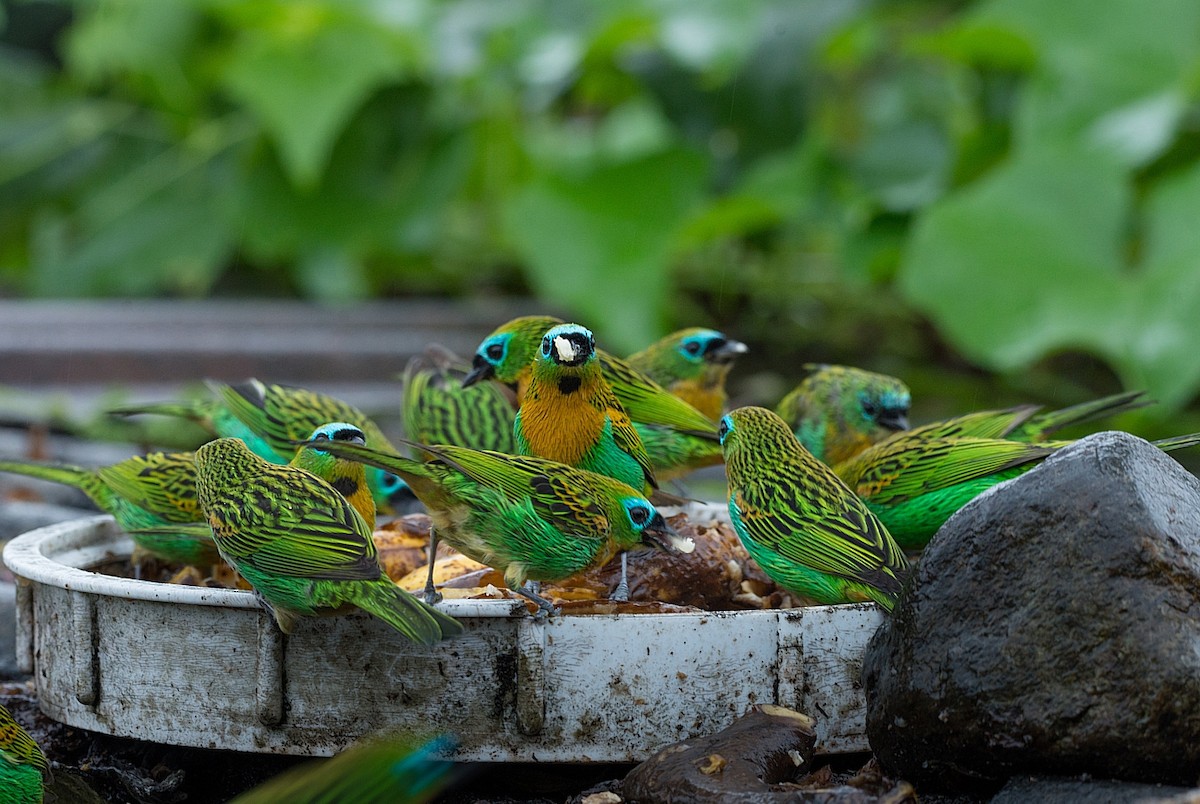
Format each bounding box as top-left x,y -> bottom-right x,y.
516,581 -> 559,618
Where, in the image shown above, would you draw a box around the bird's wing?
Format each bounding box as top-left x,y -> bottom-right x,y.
837,437 -> 1052,505
595,383 -> 658,491
207,468 -> 380,582
734,471 -> 902,587
597,351 -> 719,438
98,452 -> 200,523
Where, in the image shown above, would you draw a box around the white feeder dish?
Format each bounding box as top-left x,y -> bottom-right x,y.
3,512 -> 885,761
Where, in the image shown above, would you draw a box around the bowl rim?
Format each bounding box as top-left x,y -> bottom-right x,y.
1,514 -> 527,618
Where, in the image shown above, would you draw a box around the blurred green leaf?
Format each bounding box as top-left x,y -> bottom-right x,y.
901,139 -> 1200,409
502,147 -> 708,351
1117,162 -> 1200,407
972,0 -> 1200,165
64,0 -> 205,114
899,142 -> 1127,369
219,3 -> 420,188
27,134 -> 240,296
295,247 -> 370,301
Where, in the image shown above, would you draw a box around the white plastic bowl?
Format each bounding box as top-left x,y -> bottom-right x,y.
3,513 -> 884,760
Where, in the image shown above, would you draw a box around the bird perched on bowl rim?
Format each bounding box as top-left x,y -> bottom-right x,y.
190,426 -> 462,643
719,406 -> 908,611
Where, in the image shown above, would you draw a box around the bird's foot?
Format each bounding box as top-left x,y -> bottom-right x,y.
422,582 -> 443,606
516,582 -> 559,618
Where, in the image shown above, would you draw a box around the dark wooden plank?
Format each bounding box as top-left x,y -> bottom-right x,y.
0,299 -> 541,384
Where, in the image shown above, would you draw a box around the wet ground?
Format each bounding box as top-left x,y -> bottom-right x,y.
1,680 -> 906,803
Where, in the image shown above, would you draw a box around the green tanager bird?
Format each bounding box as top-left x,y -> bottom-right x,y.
0,452 -> 218,567
834,427 -> 1200,550
0,704 -> 48,804
516,323 -> 660,601
774,365 -> 912,466
230,734 -> 460,804
193,427 -> 462,643
461,315 -> 722,481
778,363 -> 1152,467
719,406 -> 908,611
402,345 -> 518,456
625,327 -> 748,421
109,380 -> 414,514
294,435 -> 695,614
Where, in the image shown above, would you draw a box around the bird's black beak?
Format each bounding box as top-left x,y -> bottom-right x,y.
461,354 -> 495,388
876,409 -> 910,431
706,338 -> 749,364
642,514 -> 695,554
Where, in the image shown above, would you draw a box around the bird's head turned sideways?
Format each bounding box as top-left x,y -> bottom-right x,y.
718,413 -> 735,446
540,323 -> 595,368
621,498 -> 695,554
678,329 -> 749,365
857,386 -> 911,432
463,333 -> 509,387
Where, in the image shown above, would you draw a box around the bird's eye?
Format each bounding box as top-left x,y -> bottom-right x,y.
541,336 -> 552,356
861,399 -> 878,417
629,506 -> 649,525
313,432 -> 330,442
685,341 -> 702,355
718,417 -> 731,443
485,342 -> 505,361
381,474 -> 402,492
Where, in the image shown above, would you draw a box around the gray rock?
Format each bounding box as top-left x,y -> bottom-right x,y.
863,431 -> 1200,791
989,775 -> 1191,804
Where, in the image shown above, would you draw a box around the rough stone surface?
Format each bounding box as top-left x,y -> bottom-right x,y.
989,775 -> 1192,804
863,431 -> 1200,790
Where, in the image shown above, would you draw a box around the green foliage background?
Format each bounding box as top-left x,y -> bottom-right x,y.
3,0 -> 1200,433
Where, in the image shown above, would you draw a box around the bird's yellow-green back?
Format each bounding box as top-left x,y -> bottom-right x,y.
401,346 -> 518,456
95,451 -> 200,523
210,379 -> 413,513
195,436 -> 461,643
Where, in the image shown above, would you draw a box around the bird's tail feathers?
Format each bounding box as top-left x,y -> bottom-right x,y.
1028,390 -> 1153,439
0,458 -> 94,491
105,401 -> 206,423
355,580 -> 463,645
1152,432 -> 1200,453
